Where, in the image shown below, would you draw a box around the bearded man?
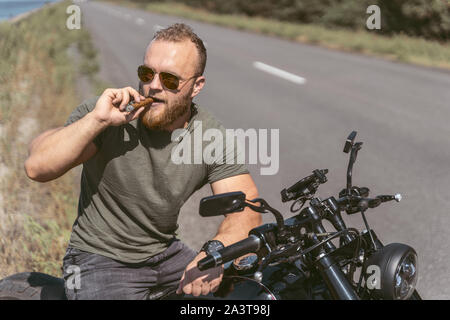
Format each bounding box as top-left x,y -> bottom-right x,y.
24,23 -> 261,299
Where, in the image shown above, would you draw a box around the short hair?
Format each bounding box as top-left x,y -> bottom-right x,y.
152,23 -> 207,76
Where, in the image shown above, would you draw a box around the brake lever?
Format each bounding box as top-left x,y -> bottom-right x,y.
338,195 -> 380,214
358,198 -> 382,211
358,195 -> 401,211
377,194 -> 402,203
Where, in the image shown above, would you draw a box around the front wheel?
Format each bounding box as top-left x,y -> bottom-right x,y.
0,272 -> 66,300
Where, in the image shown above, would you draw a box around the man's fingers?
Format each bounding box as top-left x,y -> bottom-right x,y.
126,103 -> 147,121
179,279 -> 203,297
119,89 -> 131,111
122,87 -> 145,111
127,86 -> 144,104
210,278 -> 222,293
133,107 -> 145,120
111,90 -> 122,106
181,283 -> 193,295
176,273 -> 186,294
105,87 -> 144,112
201,283 -> 211,296
192,282 -> 202,297
177,260 -> 223,296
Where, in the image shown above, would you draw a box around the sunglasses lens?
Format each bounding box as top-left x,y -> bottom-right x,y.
138,66 -> 181,90
138,65 -> 154,82
160,72 -> 179,90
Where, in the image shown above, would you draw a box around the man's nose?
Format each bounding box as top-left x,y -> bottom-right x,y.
148,73 -> 163,91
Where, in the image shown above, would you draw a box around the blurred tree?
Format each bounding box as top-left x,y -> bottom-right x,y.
134,0 -> 450,41
378,0 -> 449,41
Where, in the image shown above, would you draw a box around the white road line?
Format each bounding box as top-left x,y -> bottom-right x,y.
136,18 -> 145,26
253,61 -> 306,85
153,24 -> 164,32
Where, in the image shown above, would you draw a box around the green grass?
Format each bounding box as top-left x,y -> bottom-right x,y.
103,0 -> 450,70
0,1 -> 102,278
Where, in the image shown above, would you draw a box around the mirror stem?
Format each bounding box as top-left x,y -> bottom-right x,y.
346,142 -> 363,194
248,198 -> 288,240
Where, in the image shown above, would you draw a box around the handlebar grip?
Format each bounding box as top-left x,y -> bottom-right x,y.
377,194 -> 402,203
197,254 -> 216,271
197,235 -> 262,271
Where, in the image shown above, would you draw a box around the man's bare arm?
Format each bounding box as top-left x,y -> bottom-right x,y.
24,87 -> 146,182
210,173 -> 262,246
176,173 -> 262,296
24,116 -> 104,182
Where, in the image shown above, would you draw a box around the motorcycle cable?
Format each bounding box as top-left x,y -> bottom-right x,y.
290,196 -> 314,213
337,228 -> 366,286
290,199 -> 305,213
283,228 -> 359,264
335,231 -> 369,295
247,198 -> 289,242
306,228 -> 366,294
355,236 -> 371,295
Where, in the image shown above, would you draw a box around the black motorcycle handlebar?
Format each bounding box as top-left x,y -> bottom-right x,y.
336,193 -> 401,215
197,235 -> 262,271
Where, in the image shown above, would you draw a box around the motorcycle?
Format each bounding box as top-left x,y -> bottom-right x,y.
0,131 -> 421,300
171,130 -> 421,300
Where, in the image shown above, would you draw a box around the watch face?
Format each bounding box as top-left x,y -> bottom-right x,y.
204,240 -> 224,254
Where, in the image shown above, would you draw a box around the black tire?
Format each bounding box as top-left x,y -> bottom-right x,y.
0,272 -> 66,300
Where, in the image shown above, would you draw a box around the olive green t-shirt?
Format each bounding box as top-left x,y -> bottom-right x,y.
64,97 -> 249,263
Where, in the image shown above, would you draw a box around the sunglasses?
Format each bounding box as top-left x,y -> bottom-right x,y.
137,65 -> 198,91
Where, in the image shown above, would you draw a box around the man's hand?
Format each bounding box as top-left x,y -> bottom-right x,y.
176,252 -> 224,296
92,87 -> 147,127
176,174 -> 261,297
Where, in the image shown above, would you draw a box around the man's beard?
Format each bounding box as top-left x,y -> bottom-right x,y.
139,87 -> 192,131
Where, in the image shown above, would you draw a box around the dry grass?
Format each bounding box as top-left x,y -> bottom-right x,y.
0,1 -> 100,277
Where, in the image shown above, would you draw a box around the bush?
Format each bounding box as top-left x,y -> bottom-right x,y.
134,0 -> 449,41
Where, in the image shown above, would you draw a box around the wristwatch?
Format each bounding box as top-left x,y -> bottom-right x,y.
200,240 -> 225,255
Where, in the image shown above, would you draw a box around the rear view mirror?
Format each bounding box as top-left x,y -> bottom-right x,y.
344,131 -> 357,153
199,191 -> 247,217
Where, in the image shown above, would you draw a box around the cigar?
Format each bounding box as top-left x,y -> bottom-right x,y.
125,97 -> 154,112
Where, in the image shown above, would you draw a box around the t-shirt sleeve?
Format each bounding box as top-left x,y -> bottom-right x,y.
64,96 -> 103,148
206,125 -> 250,184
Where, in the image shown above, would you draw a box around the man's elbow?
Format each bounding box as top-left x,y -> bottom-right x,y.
24,158 -> 51,182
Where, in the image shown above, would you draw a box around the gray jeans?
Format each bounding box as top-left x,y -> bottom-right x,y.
62,240 -> 197,300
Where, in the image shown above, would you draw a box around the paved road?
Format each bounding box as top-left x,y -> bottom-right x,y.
77,1 -> 450,299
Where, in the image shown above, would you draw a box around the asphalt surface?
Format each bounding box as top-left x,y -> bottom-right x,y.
76,1 -> 450,299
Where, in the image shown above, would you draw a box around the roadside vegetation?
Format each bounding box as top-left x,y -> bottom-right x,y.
105,0 -> 450,70
0,1 -> 104,277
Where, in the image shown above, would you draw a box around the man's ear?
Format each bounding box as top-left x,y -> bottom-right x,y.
191,76 -> 205,99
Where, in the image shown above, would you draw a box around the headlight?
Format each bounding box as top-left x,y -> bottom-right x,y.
364,243 -> 419,300
394,251 -> 418,300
